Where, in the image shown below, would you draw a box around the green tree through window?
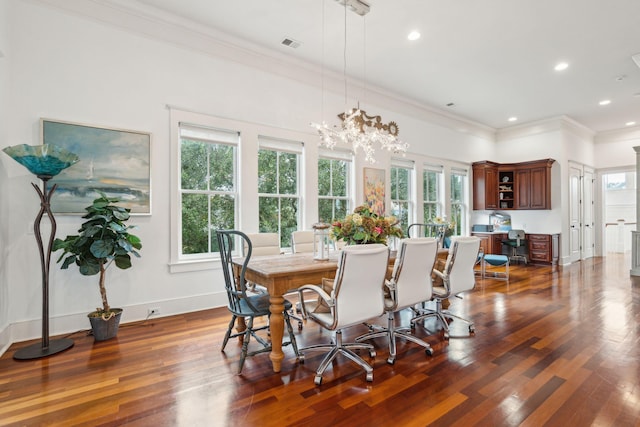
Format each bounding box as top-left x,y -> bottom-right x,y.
318,155 -> 350,223
180,126 -> 237,256
258,139 -> 301,248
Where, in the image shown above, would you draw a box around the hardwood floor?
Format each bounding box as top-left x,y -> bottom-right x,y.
1,255 -> 639,426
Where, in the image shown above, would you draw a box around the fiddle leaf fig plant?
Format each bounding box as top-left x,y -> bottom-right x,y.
53,192 -> 142,314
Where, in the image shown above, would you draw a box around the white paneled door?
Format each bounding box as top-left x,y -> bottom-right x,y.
569,164 -> 582,263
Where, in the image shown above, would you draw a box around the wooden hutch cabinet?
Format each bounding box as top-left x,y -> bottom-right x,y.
472,161 -> 499,210
472,159 -> 554,210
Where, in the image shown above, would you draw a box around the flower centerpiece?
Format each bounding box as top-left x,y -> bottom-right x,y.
331,204 -> 403,245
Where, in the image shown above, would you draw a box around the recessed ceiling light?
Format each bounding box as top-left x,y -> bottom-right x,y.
599,99 -> 611,106
407,31 -> 421,41
626,121 -> 636,126
554,62 -> 569,71
508,117 -> 518,122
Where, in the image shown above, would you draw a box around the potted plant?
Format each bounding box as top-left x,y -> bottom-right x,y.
53,192 -> 142,341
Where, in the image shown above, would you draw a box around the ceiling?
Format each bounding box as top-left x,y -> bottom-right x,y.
126,0 -> 640,133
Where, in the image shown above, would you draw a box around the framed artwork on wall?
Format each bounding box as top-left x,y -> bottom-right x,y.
41,119 -> 151,215
363,167 -> 385,216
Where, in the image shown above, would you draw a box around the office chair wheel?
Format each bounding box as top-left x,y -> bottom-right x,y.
468,325 -> 475,334
365,372 -> 373,382
387,357 -> 395,365
297,354 -> 305,364
314,375 -> 323,386
368,349 -> 376,358
443,331 -> 450,340
425,347 -> 434,356
298,321 -> 303,331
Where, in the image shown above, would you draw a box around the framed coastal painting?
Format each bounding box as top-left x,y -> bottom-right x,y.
363,167 -> 385,216
42,119 -> 151,215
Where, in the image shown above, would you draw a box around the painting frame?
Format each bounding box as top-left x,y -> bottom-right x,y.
41,118 -> 151,215
363,167 -> 385,216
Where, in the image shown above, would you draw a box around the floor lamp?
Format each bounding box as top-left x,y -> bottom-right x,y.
3,144 -> 79,360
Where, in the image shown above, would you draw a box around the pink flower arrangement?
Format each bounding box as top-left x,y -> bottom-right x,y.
331,205 -> 403,245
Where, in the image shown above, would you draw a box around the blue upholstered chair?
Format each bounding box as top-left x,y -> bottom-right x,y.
482,254 -> 509,280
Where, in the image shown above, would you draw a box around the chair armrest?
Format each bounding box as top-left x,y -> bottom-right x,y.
432,268 -> 446,280
297,284 -> 334,318
384,279 -> 397,300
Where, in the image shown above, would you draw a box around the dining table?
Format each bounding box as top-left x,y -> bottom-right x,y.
232,247 -> 449,373
232,252 -> 341,372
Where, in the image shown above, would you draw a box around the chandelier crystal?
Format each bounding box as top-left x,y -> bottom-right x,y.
311,107 -> 408,163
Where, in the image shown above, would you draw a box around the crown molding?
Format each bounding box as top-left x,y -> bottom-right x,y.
496,115 -> 594,141
28,0 -> 495,141
594,125 -> 640,144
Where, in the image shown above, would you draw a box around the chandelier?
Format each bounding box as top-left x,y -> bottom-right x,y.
311,107 -> 408,164
310,0 -> 409,164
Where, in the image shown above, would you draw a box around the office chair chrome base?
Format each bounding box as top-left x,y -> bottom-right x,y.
412,299 -> 475,340
298,330 -> 376,384
356,310 -> 433,364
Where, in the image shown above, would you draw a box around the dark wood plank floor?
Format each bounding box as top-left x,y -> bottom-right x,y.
1,254 -> 639,426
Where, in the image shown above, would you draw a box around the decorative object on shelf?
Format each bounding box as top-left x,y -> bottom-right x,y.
2,144 -> 79,359
502,176 -> 510,182
309,0 -> 408,163
312,223 -> 331,260
331,204 -> 403,245
53,192 -> 142,341
42,119 -> 151,214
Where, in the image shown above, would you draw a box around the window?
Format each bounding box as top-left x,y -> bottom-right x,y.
179,124 -> 238,257
423,164 -> 442,223
318,148 -> 352,223
390,160 -> 414,229
258,137 -> 302,248
450,168 -> 467,236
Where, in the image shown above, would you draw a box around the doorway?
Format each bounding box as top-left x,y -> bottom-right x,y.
602,170 -> 636,255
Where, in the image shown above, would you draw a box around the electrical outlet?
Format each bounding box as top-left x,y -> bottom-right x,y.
147,307 -> 160,316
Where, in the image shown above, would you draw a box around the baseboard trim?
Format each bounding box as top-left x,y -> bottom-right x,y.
0,292 -> 227,358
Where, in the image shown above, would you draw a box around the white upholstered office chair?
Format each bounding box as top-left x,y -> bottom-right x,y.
244,232 -> 281,257
356,238 -> 438,364
291,230 -> 315,254
297,244 -> 389,385
412,236 -> 481,339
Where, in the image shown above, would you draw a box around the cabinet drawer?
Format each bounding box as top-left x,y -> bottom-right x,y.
527,234 -> 550,242
530,250 -> 550,262
530,241 -> 549,251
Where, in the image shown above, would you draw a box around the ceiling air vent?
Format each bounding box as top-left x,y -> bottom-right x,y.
281,38 -> 301,49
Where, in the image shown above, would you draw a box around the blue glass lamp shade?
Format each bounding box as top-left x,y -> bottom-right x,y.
3,144 -> 79,177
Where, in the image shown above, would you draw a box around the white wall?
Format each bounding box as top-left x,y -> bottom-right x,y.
2,0 -> 639,353
0,0 -> 498,349
0,0 -> 11,353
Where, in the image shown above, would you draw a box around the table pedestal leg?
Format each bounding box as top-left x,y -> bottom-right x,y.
269,295 -> 285,373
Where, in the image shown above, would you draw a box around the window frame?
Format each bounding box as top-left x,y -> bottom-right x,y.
257,136 -> 303,250
423,163 -> 443,223
450,167 -> 468,236
390,159 -> 415,230
317,148 -> 353,223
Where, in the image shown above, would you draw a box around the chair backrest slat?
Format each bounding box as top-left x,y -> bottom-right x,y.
216,230 -> 260,313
